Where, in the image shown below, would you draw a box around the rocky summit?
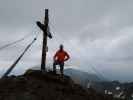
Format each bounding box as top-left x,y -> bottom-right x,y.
0,70 -> 122,100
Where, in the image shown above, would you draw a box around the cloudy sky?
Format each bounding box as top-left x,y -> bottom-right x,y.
0,0 -> 133,82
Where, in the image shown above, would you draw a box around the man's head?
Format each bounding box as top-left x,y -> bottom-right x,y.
59,44 -> 64,50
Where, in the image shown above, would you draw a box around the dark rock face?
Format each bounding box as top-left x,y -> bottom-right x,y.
0,70 -> 122,100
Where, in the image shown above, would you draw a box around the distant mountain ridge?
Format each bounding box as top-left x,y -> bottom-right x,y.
64,68 -> 106,87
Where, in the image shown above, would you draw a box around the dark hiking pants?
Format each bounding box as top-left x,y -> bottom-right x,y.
53,61 -> 64,75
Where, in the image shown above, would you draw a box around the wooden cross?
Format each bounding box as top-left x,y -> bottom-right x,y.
36,9 -> 52,71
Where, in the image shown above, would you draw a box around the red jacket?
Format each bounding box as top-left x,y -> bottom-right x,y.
54,50 -> 70,62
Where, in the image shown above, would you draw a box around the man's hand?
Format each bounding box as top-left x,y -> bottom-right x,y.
64,54 -> 70,61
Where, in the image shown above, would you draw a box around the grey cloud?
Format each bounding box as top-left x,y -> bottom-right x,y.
0,0 -> 133,81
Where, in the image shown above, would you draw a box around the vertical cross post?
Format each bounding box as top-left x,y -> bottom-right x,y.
41,9 -> 49,71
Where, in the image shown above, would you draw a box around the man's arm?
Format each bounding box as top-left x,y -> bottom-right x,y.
64,52 -> 70,61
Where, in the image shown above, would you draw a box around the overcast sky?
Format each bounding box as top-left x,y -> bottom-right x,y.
0,0 -> 133,82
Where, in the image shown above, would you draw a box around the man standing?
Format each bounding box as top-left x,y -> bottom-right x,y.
53,44 -> 70,76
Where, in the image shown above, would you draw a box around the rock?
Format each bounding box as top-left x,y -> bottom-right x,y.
0,70 -> 123,100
